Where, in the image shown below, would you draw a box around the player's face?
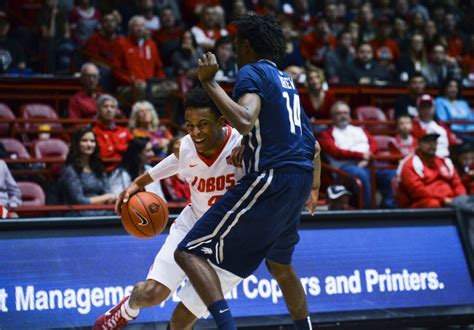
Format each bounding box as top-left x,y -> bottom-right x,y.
79,132 -> 96,156
234,37 -> 250,68
185,107 -> 224,157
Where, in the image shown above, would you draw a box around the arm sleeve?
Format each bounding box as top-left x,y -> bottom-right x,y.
60,166 -> 91,204
68,95 -> 80,118
148,154 -> 179,181
111,40 -> 132,85
2,162 -> 21,207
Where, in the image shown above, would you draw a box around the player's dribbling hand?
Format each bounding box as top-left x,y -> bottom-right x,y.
197,52 -> 219,82
115,182 -> 142,215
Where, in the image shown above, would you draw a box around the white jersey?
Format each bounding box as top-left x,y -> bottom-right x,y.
178,127 -> 244,220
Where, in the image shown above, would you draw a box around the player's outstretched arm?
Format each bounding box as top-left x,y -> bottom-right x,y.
306,141 -> 321,215
198,52 -> 260,135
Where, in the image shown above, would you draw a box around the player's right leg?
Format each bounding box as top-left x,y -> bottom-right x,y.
94,208 -> 194,330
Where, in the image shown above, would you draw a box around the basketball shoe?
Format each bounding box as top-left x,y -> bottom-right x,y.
93,296 -> 136,330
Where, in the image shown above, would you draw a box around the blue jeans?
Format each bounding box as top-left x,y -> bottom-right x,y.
340,164 -> 396,209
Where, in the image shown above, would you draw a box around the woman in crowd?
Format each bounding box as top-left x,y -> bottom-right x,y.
108,137 -> 166,200
300,66 -> 335,120
128,101 -> 173,157
58,127 -> 115,216
435,78 -> 474,142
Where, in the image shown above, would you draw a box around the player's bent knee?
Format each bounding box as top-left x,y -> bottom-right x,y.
133,280 -> 170,306
265,260 -> 295,279
174,248 -> 191,267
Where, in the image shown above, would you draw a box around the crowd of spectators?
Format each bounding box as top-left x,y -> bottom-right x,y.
0,0 -> 473,214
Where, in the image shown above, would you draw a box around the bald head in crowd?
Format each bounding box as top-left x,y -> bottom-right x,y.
330,101 -> 352,129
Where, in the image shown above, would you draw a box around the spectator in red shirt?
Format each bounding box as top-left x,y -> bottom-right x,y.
152,6 -> 185,71
397,133 -> 466,208
68,62 -> 102,119
319,101 -> 396,208
300,18 -> 336,67
412,94 -> 460,157
369,16 -> 400,79
112,15 -> 165,102
92,94 -> 132,166
83,12 -> 118,69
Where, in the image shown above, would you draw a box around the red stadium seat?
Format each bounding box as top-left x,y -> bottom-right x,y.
355,106 -> 387,121
0,103 -> 15,136
373,135 -> 398,155
0,138 -> 31,159
17,181 -> 46,206
20,103 -> 62,131
32,139 -> 69,159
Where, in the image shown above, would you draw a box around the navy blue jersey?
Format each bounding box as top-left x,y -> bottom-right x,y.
232,60 -> 315,173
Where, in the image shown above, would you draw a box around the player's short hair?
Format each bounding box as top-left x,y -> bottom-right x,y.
235,13 -> 286,61
184,87 -> 222,119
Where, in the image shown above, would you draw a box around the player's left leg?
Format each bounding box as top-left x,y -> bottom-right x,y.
265,260 -> 312,329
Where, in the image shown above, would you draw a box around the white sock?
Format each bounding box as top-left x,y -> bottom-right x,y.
123,297 -> 140,319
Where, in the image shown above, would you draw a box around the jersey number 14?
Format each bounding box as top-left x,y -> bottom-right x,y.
283,92 -> 302,134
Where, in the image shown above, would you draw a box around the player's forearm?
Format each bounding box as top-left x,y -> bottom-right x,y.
312,151 -> 321,190
134,172 -> 154,188
202,80 -> 255,135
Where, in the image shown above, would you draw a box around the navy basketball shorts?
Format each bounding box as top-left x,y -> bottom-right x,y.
177,167 -> 313,278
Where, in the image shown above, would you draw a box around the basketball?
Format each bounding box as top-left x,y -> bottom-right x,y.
121,192 -> 169,239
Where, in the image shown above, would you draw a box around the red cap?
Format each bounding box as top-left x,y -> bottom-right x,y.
417,94 -> 434,107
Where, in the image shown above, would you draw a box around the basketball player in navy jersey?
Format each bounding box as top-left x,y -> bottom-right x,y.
175,13 -> 318,330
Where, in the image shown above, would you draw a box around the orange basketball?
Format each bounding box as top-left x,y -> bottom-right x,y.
121,192 -> 169,239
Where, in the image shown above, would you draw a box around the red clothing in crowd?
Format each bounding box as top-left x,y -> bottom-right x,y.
300,90 -> 336,119
83,31 -> 116,66
162,175 -> 191,202
369,38 -> 400,62
398,152 -> 466,208
390,134 -> 416,156
181,0 -> 220,24
319,125 -> 378,165
7,0 -> 42,26
412,118 -> 459,157
300,32 -> 336,67
447,34 -> 464,59
111,36 -> 165,86
92,123 -> 133,161
68,91 -> 102,119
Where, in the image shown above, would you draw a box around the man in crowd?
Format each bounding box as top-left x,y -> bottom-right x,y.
92,94 -> 132,167
394,72 -> 426,118
112,16 -> 165,102
341,43 -> 391,84
397,133 -> 466,208
412,94 -> 460,157
68,63 -> 102,119
319,101 -> 396,208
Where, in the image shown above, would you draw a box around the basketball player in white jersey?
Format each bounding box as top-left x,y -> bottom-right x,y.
94,87 -> 321,330
94,87 -> 245,329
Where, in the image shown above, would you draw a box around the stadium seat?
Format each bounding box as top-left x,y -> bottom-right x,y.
0,103 -> 15,136
373,135 -> 398,155
20,103 -> 62,131
17,181 -> 46,206
0,138 -> 31,159
355,106 -> 387,121
355,106 -> 393,134
32,139 -> 69,159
